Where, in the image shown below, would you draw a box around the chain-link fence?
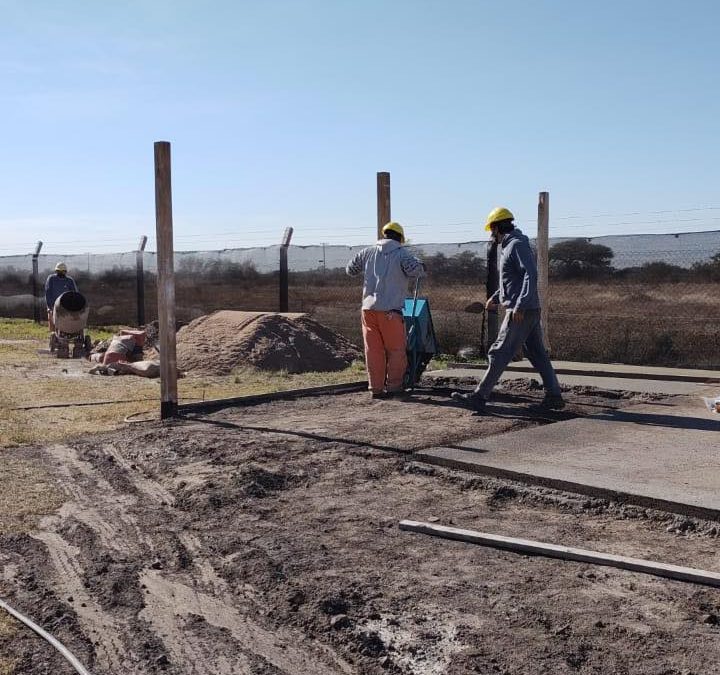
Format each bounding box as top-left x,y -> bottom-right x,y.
2,231 -> 719,368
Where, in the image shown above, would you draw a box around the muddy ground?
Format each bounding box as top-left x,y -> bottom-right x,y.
2,383 -> 720,674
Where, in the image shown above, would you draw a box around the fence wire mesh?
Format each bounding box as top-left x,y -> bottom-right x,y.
2,231 -> 719,368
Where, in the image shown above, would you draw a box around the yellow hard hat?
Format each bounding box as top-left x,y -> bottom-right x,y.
381,221 -> 405,243
55,262 -> 67,272
484,207 -> 514,231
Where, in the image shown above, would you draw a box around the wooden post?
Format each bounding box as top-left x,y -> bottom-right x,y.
537,191 -> 550,351
154,141 -> 178,419
376,171 -> 391,239
279,226 -> 293,312
31,241 -> 43,323
136,235 -> 148,326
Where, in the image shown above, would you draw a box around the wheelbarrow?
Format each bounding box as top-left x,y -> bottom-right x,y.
402,279 -> 439,389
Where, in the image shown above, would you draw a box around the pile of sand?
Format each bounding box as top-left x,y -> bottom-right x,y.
176,311 -> 362,375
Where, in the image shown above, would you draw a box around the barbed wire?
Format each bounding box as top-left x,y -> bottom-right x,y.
3,202 -> 720,254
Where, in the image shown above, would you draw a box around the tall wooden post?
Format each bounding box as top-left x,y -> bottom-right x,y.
537,191 -> 550,351
376,171 -> 391,239
31,241 -> 43,323
279,226 -> 293,312
154,141 -> 178,418
136,235 -> 148,326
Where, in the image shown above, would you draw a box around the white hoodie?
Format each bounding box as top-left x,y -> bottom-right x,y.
346,239 -> 425,311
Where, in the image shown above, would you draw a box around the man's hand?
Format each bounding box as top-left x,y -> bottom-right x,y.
485,298 -> 498,311
512,308 -> 525,324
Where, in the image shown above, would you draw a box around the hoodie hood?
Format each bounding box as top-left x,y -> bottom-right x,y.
501,227 -> 529,249
376,238 -> 402,253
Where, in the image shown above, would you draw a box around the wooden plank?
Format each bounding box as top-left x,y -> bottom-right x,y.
399,520 -> 720,588
154,141 -> 178,419
177,380 -> 369,414
536,191 -> 550,351
441,362 -> 720,383
376,171 -> 391,240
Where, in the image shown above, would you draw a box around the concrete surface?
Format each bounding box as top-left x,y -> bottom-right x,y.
416,389 -> 720,519
425,368 -> 707,395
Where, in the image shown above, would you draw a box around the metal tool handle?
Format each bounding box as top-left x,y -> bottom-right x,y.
410,277 -> 421,318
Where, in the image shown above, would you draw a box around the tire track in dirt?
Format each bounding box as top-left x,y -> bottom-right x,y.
31,531 -> 128,673
34,442 -> 354,674
140,570 -> 353,675
45,444 -> 151,553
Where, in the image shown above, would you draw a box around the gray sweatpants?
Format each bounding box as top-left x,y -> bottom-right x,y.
475,308 -> 561,400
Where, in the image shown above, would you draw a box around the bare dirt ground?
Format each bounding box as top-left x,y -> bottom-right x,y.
3,383 -> 720,674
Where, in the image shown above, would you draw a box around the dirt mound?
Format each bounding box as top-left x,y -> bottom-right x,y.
176,310 -> 362,375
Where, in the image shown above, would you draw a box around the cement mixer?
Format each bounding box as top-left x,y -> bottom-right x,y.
49,291 -> 92,358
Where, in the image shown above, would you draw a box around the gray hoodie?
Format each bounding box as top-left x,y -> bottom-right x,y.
346,239 -> 425,311
488,228 -> 540,311
45,273 -> 78,309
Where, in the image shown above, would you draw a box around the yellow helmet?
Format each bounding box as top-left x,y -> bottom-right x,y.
381,221 -> 405,243
55,262 -> 67,272
484,207 -> 514,231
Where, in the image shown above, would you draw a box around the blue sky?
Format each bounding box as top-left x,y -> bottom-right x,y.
1,0 -> 719,254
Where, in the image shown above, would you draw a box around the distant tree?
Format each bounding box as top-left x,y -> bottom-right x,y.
691,251 -> 720,282
616,260 -> 690,284
549,239 -> 614,279
422,250 -> 486,282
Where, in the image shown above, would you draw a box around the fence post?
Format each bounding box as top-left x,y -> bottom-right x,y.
31,241 -> 43,323
537,191 -> 550,351
279,227 -> 294,312
154,141 -> 178,419
376,171 -> 391,239
136,235 -> 148,326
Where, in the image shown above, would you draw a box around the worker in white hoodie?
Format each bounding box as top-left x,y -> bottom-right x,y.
346,222 -> 425,398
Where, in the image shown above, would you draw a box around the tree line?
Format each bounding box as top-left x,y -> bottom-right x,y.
1,242 -> 719,291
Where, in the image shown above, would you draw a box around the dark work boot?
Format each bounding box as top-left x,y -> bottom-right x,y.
450,391 -> 487,413
529,394 -> 565,411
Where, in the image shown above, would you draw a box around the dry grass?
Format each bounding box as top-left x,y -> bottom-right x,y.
0,459 -> 64,534
0,336 -> 367,448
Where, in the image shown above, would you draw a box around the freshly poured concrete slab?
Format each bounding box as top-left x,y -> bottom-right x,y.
416,398 -> 720,519
425,368 -> 707,395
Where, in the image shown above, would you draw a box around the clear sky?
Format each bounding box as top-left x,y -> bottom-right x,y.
1,0 -> 719,254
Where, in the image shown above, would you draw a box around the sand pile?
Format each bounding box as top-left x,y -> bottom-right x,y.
176,311 -> 362,375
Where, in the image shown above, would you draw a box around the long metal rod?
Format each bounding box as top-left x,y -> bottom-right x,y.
400,520 -> 720,588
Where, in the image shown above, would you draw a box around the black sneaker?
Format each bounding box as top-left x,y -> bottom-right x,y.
450,391 -> 487,412
530,395 -> 565,411
370,391 -> 390,400
386,389 -> 411,400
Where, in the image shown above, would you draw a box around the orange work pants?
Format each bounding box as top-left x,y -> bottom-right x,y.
361,309 -> 407,393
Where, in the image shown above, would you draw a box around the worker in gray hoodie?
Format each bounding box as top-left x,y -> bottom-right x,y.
451,207 -> 564,412
45,262 -> 78,331
346,222 -> 425,398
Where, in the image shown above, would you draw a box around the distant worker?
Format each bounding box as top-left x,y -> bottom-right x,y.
45,262 -> 78,331
346,222 -> 425,399
451,207 -> 564,412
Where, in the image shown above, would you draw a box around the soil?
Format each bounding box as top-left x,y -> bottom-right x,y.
176,311 -> 362,375
2,384 -> 720,674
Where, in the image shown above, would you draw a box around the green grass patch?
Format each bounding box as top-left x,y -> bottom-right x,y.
0,318 -> 118,342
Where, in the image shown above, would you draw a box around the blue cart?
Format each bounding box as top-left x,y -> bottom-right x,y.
402,280 -> 439,389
